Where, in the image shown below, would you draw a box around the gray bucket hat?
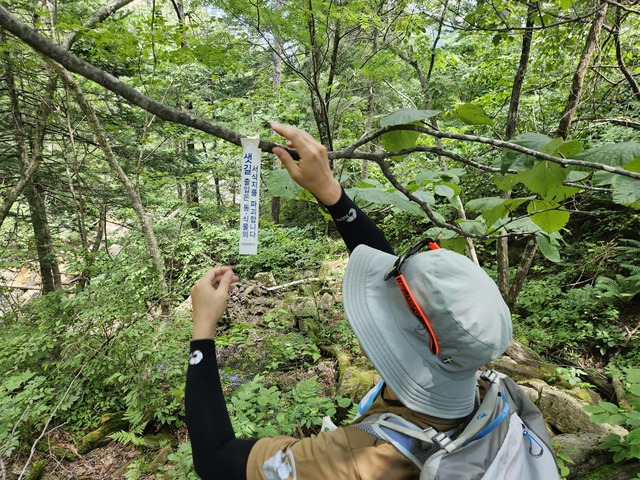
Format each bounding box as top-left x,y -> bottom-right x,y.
343,245 -> 512,419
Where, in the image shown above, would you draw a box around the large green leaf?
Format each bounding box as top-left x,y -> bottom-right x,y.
574,142 -> 640,167
264,169 -> 302,199
623,157 -> 640,173
452,103 -> 494,126
535,232 -> 561,263
558,140 -> 583,158
346,187 -> 426,217
527,200 -> 570,233
517,161 -> 578,201
501,133 -> 552,172
466,197 -> 505,212
380,108 -> 441,127
457,219 -> 487,236
380,128 -> 420,159
611,177 -> 640,209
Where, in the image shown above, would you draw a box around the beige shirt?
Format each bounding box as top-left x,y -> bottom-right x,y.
247,387 -> 463,480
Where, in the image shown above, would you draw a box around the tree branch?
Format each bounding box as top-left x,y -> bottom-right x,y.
331,124 -> 640,180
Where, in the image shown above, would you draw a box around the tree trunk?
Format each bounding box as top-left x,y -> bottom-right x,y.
25,181 -> 61,293
613,7 -> 640,102
51,62 -> 170,317
507,238 -> 537,311
556,1 -> 608,139
498,1 -> 536,305
272,0 -> 283,224
505,2 -> 536,140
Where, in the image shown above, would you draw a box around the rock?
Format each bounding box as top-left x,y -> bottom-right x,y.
290,296 -> 317,319
519,385 -> 541,405
141,432 -> 178,450
489,355 -> 554,382
254,272 -> 276,286
108,243 -> 123,256
76,412 -> 128,454
146,445 -> 173,473
553,433 -> 611,479
318,292 -> 334,310
538,387 -> 628,437
319,259 -> 347,279
337,366 -> 380,402
506,340 -> 546,367
585,461 -> 640,480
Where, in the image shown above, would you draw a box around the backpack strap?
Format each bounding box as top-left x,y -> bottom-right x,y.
353,370 -> 511,469
353,413 -> 442,469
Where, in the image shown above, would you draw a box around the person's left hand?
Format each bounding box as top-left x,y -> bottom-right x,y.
191,266 -> 238,340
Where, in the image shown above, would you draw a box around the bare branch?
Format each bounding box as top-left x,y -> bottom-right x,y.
606,0 -> 640,14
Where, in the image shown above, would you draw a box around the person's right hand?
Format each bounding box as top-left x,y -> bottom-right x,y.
270,122 -> 342,206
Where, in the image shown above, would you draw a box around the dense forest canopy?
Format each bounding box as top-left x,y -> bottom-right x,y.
1,0 -> 639,478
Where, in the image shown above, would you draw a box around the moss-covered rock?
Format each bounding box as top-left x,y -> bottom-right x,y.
141,432 -> 178,450
337,366 -> 380,402
24,460 -> 46,480
76,412 -> 128,454
146,445 -> 173,473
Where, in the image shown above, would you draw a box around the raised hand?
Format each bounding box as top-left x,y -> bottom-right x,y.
271,122 -> 342,206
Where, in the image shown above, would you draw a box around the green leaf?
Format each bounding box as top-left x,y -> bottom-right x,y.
560,0 -> 575,11
466,197 -> 505,212
623,157 -> 640,173
583,404 -> 605,414
527,200 -> 570,233
541,138 -> 565,155
501,133 -> 552,172
574,142 -> 640,167
493,173 -> 519,190
611,177 -> 640,208
589,412 -> 611,424
439,236 -> 467,254
337,397 -> 351,408
608,414 -> 627,426
535,232 -> 561,263
346,187 -> 425,217
600,402 -> 620,414
627,428 -> 640,445
264,169 -> 302,199
380,128 -> 420,159
434,184 -> 456,199
558,140 -> 583,158
518,161 -> 578,201
566,170 -> 590,182
380,108 -> 441,127
452,103 -> 494,126
457,219 -> 487,236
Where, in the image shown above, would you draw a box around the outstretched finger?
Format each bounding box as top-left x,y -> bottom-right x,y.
273,146 -> 299,178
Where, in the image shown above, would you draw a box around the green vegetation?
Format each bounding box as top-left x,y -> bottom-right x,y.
1,0 -> 639,477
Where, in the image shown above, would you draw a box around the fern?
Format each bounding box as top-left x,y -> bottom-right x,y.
109,429 -> 147,447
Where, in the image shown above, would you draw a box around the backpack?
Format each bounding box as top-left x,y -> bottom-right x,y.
352,370 -> 560,480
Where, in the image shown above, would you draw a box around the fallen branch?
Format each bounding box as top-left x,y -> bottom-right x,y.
266,278 -> 321,292
0,284 -> 42,291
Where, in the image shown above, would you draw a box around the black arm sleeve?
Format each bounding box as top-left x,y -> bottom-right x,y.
325,188 -> 395,255
185,339 -> 257,480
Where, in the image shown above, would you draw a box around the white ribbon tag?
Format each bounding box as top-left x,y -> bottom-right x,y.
239,136 -> 261,255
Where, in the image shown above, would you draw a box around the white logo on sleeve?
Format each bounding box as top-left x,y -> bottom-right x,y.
189,350 -> 203,365
336,208 -> 357,223
263,450 -> 297,480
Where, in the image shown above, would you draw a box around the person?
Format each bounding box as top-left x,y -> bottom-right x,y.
185,123 -> 512,480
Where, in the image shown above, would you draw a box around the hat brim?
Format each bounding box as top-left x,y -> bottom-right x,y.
343,245 -> 477,419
